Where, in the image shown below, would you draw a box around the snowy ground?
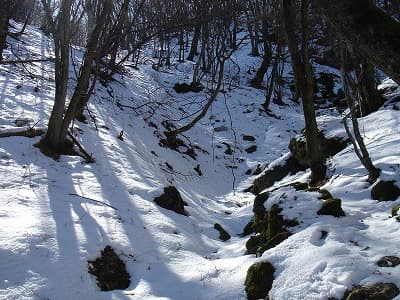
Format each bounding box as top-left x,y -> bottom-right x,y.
0,23 -> 400,300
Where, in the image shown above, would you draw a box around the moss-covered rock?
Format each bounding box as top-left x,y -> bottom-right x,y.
240,220 -> 254,237
317,198 -> 345,217
392,204 -> 400,221
318,188 -> 333,200
258,230 -> 292,255
253,192 -> 270,211
246,235 -> 263,254
254,134 -> 348,194
371,181 -> 400,202
291,182 -> 309,191
253,156 -> 305,194
154,186 -> 188,216
377,256 -> 400,267
245,262 -> 275,300
252,164 -> 263,176
265,205 -> 285,240
252,192 -> 270,233
345,283 -> 399,300
290,182 -> 333,200
246,204 -> 293,256
288,137 -> 308,168
289,134 -> 348,169
392,204 -> 400,217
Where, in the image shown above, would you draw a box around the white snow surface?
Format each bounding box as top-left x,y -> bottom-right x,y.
1,23 -> 400,300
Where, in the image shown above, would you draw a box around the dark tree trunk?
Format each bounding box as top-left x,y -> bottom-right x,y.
283,0 -> 326,184
356,59 -> 382,115
59,0 -> 112,145
341,46 -> 380,182
187,21 -> 201,61
41,0 -> 73,152
39,0 -> 111,155
0,1 -> 15,61
0,13 -> 9,62
250,18 -> 272,88
312,0 -> 400,85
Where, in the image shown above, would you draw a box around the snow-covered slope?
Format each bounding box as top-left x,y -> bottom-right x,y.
1,23 -> 400,300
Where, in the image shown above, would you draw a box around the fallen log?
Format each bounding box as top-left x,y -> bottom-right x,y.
0,127 -> 45,138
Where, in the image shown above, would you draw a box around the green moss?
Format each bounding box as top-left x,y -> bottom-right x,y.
345,283 -> 400,300
266,205 -> 284,238
253,192 -> 270,212
318,189 -> 333,200
252,213 -> 268,234
291,182 -> 309,191
291,183 -> 333,200
246,204 -> 293,256
317,198 -> 345,217
258,231 -> 291,255
252,192 -> 270,233
245,262 -> 275,300
245,235 -> 262,255
257,204 -> 293,254
392,204 -> 400,217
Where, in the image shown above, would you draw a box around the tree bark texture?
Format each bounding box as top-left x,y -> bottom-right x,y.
42,0 -> 73,151
283,0 -> 326,184
59,0 -> 112,143
0,1 -> 15,61
250,17 -> 272,87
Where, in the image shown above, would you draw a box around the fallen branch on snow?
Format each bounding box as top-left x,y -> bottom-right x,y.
0,58 -> 55,65
0,127 -> 45,138
67,131 -> 95,163
68,193 -> 118,210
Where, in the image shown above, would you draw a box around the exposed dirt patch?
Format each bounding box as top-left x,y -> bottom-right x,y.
88,246 -> 131,291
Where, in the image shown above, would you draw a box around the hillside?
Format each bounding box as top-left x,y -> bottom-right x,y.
0,22 -> 400,300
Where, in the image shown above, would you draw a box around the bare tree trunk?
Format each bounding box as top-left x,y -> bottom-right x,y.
38,0 -> 111,156
312,0 -> 400,85
283,0 -> 326,184
166,61 -> 225,146
192,22 -> 208,85
264,41 -> 284,109
40,0 -> 73,152
0,1 -> 15,61
178,28 -> 184,62
248,26 -> 259,56
0,13 -> 9,62
341,45 -> 380,182
85,0 -> 96,41
250,17 -> 272,87
58,0 -> 112,146
356,59 -> 382,115
187,21 -> 201,61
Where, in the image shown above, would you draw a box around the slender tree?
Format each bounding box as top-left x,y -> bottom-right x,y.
341,45 -> 380,182
39,0 -> 73,153
0,1 -> 20,61
37,0 -> 113,156
283,0 -> 326,184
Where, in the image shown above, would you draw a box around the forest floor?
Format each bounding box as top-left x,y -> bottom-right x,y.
0,22 -> 400,300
